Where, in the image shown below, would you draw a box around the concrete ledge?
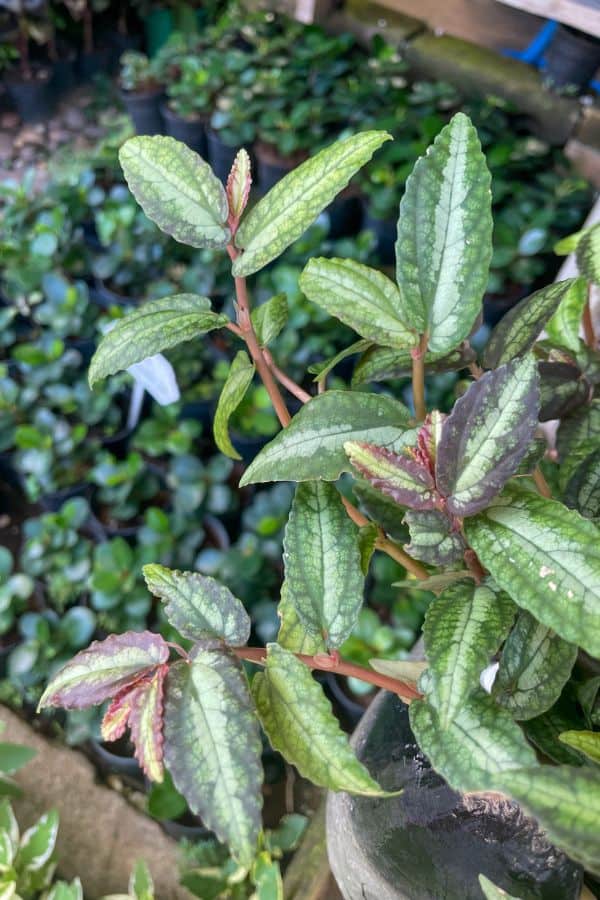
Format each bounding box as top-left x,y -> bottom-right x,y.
402,33 -> 581,145
328,0 -> 424,45
0,707 -> 192,900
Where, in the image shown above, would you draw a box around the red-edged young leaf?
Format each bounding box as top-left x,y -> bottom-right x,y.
227,149 -> 252,234
101,666 -> 168,782
436,356 -> 539,517
37,631 -> 169,711
345,441 -> 439,510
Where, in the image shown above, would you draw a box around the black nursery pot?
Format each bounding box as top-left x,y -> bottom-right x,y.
38,482 -> 92,513
363,208 -> 396,267
90,737 -> 143,782
90,278 -> 136,310
5,69 -> 54,124
325,191 -> 363,240
206,129 -> 240,184
255,145 -> 297,195
121,89 -> 164,136
161,105 -> 207,156
327,692 -> 583,900
545,25 -> 600,92
78,47 -> 112,81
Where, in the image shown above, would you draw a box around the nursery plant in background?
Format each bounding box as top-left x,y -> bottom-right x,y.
37,114 -> 600,898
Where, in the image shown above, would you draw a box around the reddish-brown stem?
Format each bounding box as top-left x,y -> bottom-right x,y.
411,334 -> 428,421
532,466 -> 552,499
167,641 -> 190,661
226,320 -> 243,338
232,646 -> 422,702
263,349 -> 312,403
464,548 -> 486,584
469,361 -> 484,380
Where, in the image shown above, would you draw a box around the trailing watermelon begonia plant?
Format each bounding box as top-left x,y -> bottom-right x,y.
39,115 -> 600,883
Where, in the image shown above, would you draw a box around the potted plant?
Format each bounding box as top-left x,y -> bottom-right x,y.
0,547 -> 34,670
119,50 -> 164,137
161,50 -> 227,155
88,449 -> 165,537
40,124 -> 600,895
2,0 -> 54,123
61,0 -> 110,79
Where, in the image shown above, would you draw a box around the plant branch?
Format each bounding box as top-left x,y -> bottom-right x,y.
232,646 -> 422,702
411,335 -> 428,421
532,466 -> 552,499
262,349 -> 312,403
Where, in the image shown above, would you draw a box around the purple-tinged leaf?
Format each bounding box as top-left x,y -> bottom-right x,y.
38,631 -> 169,711
164,653 -> 263,869
436,356 -> 539,517
538,360 -> 589,422
404,509 -> 466,566
128,664 -> 167,782
102,688 -> 133,742
227,149 -> 252,234
345,441 -> 439,510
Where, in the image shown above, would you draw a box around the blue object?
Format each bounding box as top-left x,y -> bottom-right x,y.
502,19 -> 599,91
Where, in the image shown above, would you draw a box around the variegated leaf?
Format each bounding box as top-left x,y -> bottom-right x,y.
164,653 -> 262,869
482,279 -> 583,369
479,875 -> 522,900
239,391 -> 411,486
251,294 -> 288,347
213,351 -> 255,460
299,258 -> 416,349
576,221 -> 600,285
404,509 -> 466,565
252,644 -> 387,795
395,112 -> 492,353
283,482 -> 363,649
119,136 -> 230,248
423,581 -> 516,728
559,730 -> 600,765
500,766 -> 600,875
556,400 -> 600,489
345,442 -> 437,510
465,484 -> 600,657
233,131 -> 390,277
545,277 -> 588,352
565,449 -> 600,519
143,564 -> 251,646
352,477 -> 408,541
493,612 -> 577,720
524,689 -> 587,766
409,692 -> 536,791
226,148 -> 252,232
277,582 -> 326,655
38,632 -> 169,711
436,356 -> 539,516
89,295 -> 228,387
352,342 -> 476,386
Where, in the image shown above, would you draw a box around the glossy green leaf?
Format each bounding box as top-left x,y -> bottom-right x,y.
252,644 -> 387,795
0,743 -> 36,776
410,692 -> 536,791
143,564 -> 250,646
299,258 -> 416,349
129,859 -> 154,900
251,294 -> 288,346
119,136 -> 230,248
352,342 -> 476,386
545,278 -> 587,352
479,875 -> 522,900
164,654 -> 262,869
17,809 -> 59,872
554,230 -> 585,255
395,112 -> 492,353
89,295 -> 228,387
252,853 -> 283,900
576,221 -> 600,285
524,689 -> 587,766
345,441 -> 437,510
38,631 -> 169,711
493,612 -> 577,720
284,482 -> 363,649
233,131 -> 390,277
213,351 -> 255,460
310,340 -> 371,383
465,484 -> 600,657
358,523 -> 378,575
277,582 -> 326,655
482,279 -> 583,369
559,730 -> 600,764
404,509 -> 466,566
565,449 -> 600,519
436,356 -> 539,516
500,766 -> 600,875
239,391 -> 411,486
423,581 -> 516,728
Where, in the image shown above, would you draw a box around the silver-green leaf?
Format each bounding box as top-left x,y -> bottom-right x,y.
143,564 -> 250,646
576,221 -> 600,285
164,654 -> 262,869
239,391 -> 411,486
423,581 -> 516,728
299,257 -> 416,349
233,131 -> 391,277
465,484 -> 600,657
213,351 -> 255,460
493,611 -> 577,720
277,582 -> 326,656
395,112 -> 492,353
545,278 -> 587,352
283,482 -> 363,649
252,644 -> 387,795
251,294 -> 288,346
119,136 -> 230,248
89,295 -> 228,386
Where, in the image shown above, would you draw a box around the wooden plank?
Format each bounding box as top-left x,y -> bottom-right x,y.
496,0 -> 600,38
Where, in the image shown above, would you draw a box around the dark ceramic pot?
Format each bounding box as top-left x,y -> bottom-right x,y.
544,25 -> 600,92
121,89 -> 164,136
90,737 -> 143,782
327,692 -> 583,900
5,68 -> 54,123
161,105 -> 207,156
